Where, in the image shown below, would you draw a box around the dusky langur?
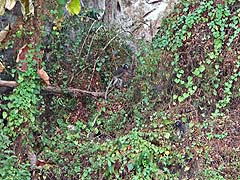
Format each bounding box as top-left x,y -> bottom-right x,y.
104,64 -> 131,100
174,120 -> 187,138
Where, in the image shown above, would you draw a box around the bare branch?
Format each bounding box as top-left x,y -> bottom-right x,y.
0,80 -> 105,97
0,80 -> 18,87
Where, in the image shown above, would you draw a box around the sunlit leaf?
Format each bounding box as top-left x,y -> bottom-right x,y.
0,24 -> 10,42
5,0 -> 16,10
66,0 -> 81,16
19,0 -> 34,16
0,0 -> 6,15
184,166 -> 190,172
164,150 -> 170,155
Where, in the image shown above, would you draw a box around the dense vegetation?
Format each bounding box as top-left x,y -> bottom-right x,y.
0,0 -> 239,179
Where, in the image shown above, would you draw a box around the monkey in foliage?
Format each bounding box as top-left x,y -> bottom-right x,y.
104,64 -> 132,99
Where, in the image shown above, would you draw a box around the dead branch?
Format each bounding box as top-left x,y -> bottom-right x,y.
0,80 -> 18,87
0,80 -> 105,97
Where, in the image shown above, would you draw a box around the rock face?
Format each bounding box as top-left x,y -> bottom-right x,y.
83,0 -> 178,40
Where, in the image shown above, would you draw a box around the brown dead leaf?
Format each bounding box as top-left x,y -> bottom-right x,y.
37,68 -> 50,85
0,62 -> 5,73
0,24 -> 10,42
16,44 -> 28,63
16,44 -> 29,72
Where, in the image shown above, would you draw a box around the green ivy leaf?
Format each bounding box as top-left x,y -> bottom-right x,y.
209,52 -> 215,59
206,58 -> 211,64
174,78 -> 180,84
199,65 -> 205,73
127,163 -> 134,171
193,86 -> 197,91
66,0 -> 81,16
164,132 -> 171,139
179,69 -> 184,74
96,67 -> 101,72
187,76 -> 193,82
178,96 -> 184,103
2,111 -> 7,119
176,73 -> 182,78
182,92 -> 189,98
192,69 -> 200,76
173,94 -> 178,100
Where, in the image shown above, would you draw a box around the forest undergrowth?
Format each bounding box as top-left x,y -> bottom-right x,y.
0,0 -> 239,179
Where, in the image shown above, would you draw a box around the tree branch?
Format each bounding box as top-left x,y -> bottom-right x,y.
0,80 -> 18,87
0,80 -> 105,98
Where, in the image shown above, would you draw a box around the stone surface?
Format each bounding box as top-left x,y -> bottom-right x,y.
83,0 -> 179,40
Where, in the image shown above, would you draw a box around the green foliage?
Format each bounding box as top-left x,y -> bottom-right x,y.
45,12 -> 131,90
0,142 -> 31,180
1,0 -> 239,179
51,119 -> 189,180
153,0 -> 240,117
201,168 -> 225,180
2,46 -> 41,137
0,44 -> 42,179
